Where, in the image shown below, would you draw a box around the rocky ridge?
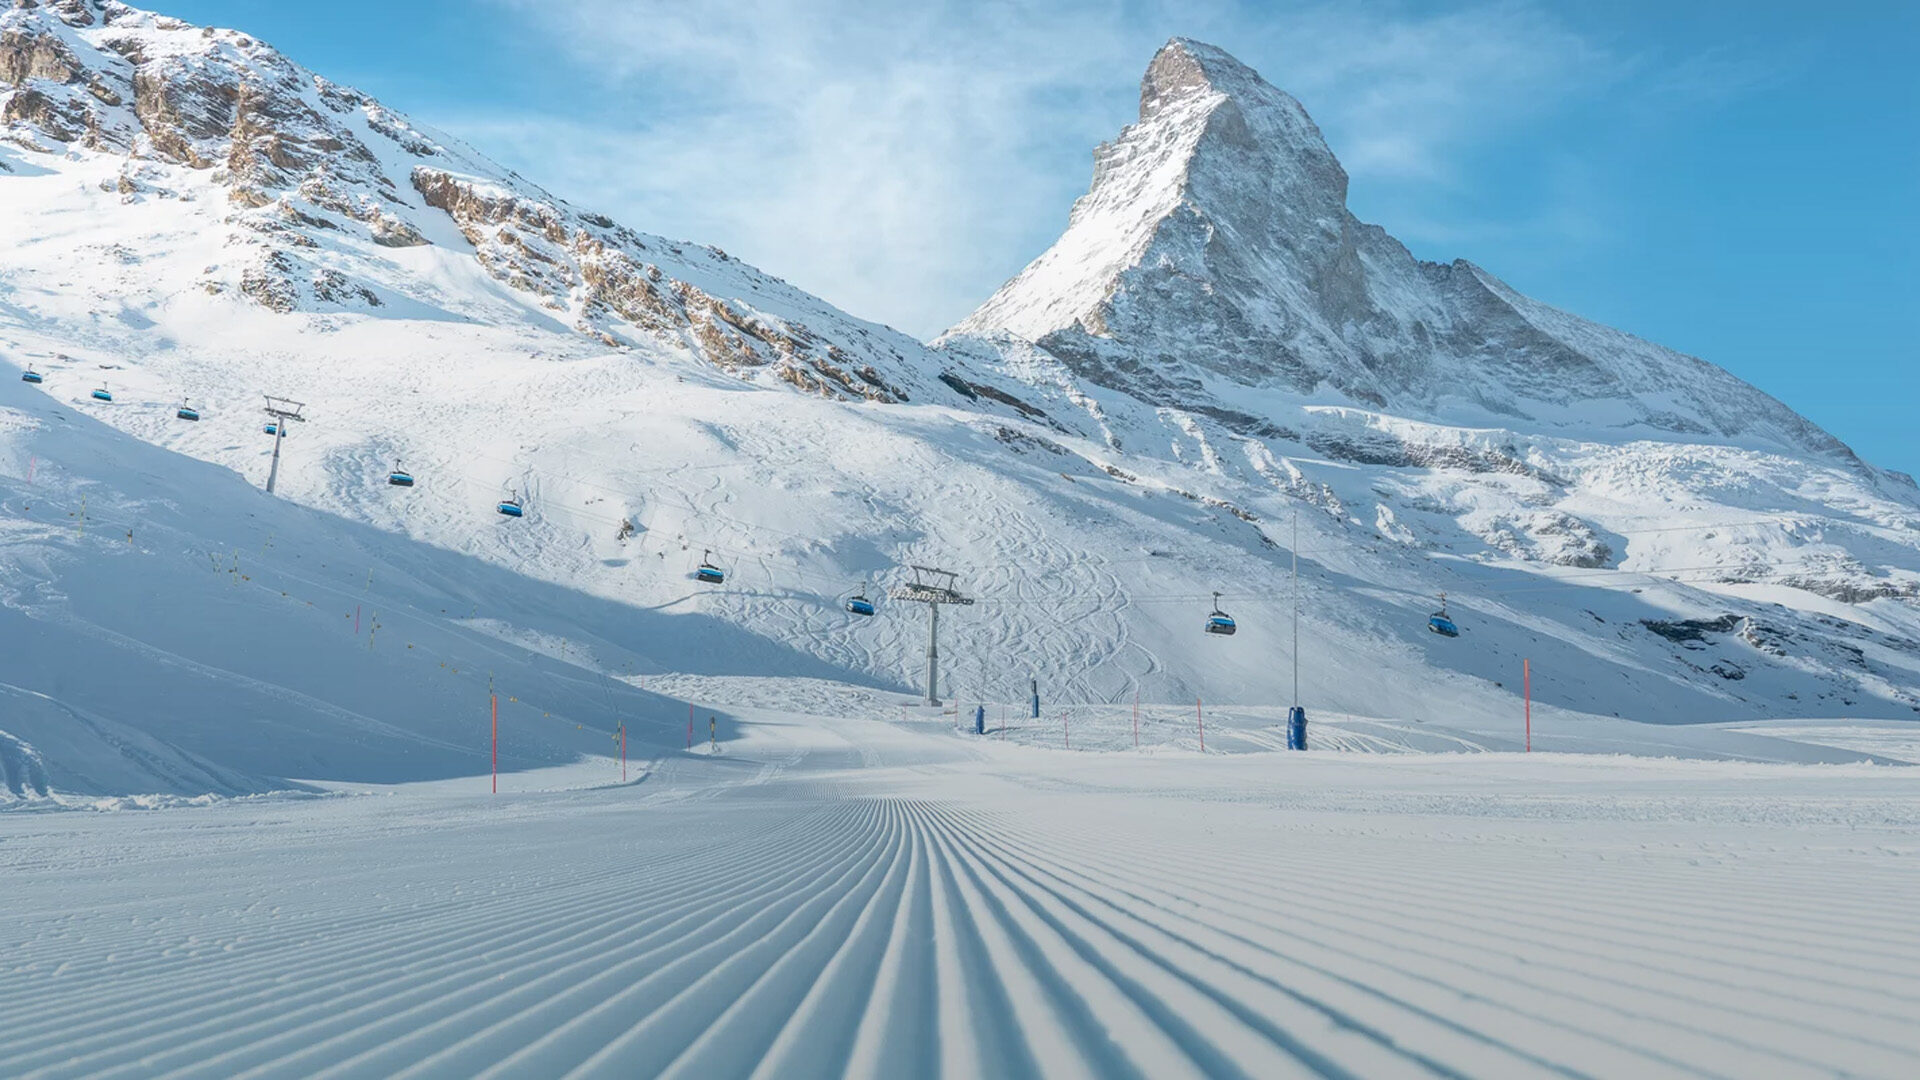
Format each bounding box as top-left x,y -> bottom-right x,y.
0,0 -> 969,403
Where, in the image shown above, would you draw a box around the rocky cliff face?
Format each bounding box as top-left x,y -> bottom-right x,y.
0,0 -> 957,403
950,39 -> 1853,462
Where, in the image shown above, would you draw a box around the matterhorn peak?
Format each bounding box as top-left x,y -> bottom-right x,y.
1139,38 -> 1244,117
950,38 -> 1851,462
951,38 -> 1351,346
1152,39 -> 1346,191
1141,38 -> 1312,138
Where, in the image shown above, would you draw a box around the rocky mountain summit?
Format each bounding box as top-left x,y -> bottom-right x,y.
951,39 -> 1860,463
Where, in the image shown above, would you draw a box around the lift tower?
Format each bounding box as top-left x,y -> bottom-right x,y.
890,566 -> 972,707
262,396 -> 307,495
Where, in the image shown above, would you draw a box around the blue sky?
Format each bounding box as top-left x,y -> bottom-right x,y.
161,1 -> 1916,473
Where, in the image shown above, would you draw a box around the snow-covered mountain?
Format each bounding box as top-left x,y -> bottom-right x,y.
0,0 -> 998,404
939,38 -> 1920,608
3,4 -> 1918,798
949,39 -> 1863,463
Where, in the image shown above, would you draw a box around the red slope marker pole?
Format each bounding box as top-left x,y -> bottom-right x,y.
1524,658 -> 1532,753
491,691 -> 499,794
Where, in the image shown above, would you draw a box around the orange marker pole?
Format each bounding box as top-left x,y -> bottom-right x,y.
491,692 -> 499,794
620,723 -> 627,783
1197,695 -> 1204,753
1133,687 -> 1140,748
687,703 -> 693,750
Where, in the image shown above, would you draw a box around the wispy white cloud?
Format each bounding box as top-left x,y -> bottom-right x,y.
469,0 -> 1169,338
458,0 -> 1761,338
1246,3 -> 1622,180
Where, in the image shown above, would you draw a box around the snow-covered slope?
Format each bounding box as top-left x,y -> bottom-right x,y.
0,0 -> 991,404
2,6 -> 1918,798
0,363 -> 761,801
10,709 -> 1920,1076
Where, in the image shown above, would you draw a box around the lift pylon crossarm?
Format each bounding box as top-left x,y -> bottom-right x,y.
888,565 -> 974,607
262,396 -> 309,422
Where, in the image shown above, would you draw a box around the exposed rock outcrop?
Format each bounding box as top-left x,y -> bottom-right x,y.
0,0 -> 966,406
412,166 -> 909,401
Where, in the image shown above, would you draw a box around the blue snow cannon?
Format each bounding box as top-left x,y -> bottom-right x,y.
1287,706 -> 1307,751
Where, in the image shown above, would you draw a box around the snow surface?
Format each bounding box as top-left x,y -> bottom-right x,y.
6,699 -> 1920,1077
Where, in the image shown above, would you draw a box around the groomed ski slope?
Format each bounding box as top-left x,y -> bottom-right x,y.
5,702 -> 1919,1079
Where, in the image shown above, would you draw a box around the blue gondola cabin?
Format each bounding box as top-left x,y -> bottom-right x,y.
1204,592 -> 1237,635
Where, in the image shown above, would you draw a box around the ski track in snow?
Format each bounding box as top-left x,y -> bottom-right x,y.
5,712 -> 1920,1079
